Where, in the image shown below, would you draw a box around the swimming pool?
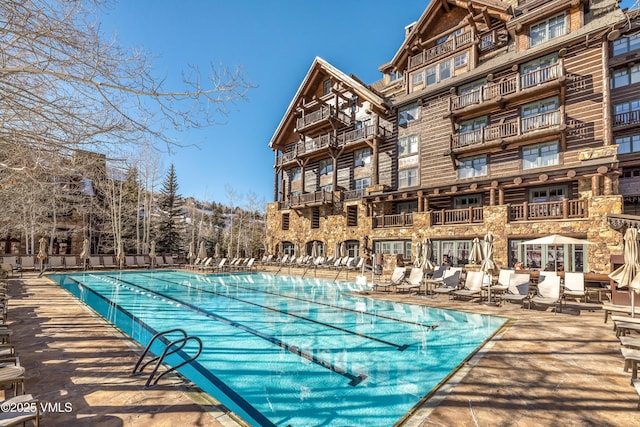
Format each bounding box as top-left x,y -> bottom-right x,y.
50,270 -> 508,426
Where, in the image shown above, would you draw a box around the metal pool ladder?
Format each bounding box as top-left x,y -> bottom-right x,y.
132,328 -> 203,387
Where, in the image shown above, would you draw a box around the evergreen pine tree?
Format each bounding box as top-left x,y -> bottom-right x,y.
156,164 -> 183,253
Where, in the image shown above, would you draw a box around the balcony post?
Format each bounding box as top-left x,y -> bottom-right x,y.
418,191 -> 424,212
591,175 -> 600,196
523,201 -> 529,220
468,207 -> 473,223
499,187 -> 504,205
562,199 -> 569,219
440,209 -> 445,225
490,188 -> 496,205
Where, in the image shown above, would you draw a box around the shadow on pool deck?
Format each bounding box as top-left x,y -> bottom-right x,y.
5,270 -> 640,426
5,274 -> 243,427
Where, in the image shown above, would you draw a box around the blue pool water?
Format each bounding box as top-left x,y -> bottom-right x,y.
49,270 -> 508,426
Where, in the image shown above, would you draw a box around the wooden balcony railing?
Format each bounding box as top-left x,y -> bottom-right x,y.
287,190 -> 336,208
296,106 -> 351,132
613,110 -> 640,128
450,62 -> 563,110
343,189 -> 365,201
451,111 -> 560,150
509,199 -> 588,221
372,213 -> 414,228
337,125 -> 390,146
408,31 -> 473,71
430,207 -> 483,225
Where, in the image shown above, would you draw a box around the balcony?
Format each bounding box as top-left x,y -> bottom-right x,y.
509,199 -> 588,221
296,106 -> 352,134
451,110 -> 561,151
289,190 -> 335,208
343,188 -> 365,201
613,110 -> 640,130
337,125 -> 390,147
430,207 -> 483,225
276,133 -> 336,166
408,31 -> 473,71
372,213 -> 413,228
450,62 -> 564,111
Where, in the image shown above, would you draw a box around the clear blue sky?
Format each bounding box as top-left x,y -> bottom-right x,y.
100,0 -> 637,206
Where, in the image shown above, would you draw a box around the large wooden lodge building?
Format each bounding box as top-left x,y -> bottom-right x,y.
267,0 -> 640,276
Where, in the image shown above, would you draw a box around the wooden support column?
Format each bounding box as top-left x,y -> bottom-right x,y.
274,152 -> 280,202
489,188 -> 496,206
498,187 -> 504,205
604,174 -> 613,196
591,175 -> 600,197
418,191 -> 424,212
332,157 -> 338,191
300,163 -> 306,194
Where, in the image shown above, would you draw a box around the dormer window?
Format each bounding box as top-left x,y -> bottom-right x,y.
530,13 -> 566,47
613,34 -> 640,56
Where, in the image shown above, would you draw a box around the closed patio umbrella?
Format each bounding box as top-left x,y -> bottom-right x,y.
609,227 -> 640,317
116,240 -> 124,269
37,237 -> 47,272
481,232 -> 496,275
79,238 -> 90,270
188,241 -> 195,265
149,240 -> 156,268
311,241 -> 319,258
198,241 -> 207,260
422,238 -> 435,272
469,237 -> 484,265
214,242 -> 220,259
340,241 -> 347,258
414,242 -> 422,268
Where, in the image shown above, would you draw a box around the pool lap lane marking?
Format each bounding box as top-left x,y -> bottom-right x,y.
98,274 -> 368,386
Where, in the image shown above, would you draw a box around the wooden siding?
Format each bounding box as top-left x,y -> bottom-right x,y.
564,43 -> 606,163
417,95 -> 456,188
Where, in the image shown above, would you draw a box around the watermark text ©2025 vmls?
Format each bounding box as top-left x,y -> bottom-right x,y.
1,400 -> 73,413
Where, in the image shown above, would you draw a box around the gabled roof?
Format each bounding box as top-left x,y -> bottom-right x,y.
269,57 -> 387,150
379,0 -> 512,74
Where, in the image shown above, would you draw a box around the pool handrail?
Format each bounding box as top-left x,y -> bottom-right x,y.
132,328 -> 188,376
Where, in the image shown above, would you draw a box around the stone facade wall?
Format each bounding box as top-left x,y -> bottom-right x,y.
267,193 -> 624,275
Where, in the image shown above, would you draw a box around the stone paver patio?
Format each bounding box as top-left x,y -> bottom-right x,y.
4,269 -> 640,426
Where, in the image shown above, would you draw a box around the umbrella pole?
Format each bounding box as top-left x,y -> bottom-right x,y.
633,291 -> 636,318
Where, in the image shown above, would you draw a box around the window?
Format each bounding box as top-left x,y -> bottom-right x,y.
311,207 -> 320,229
398,134 -> 419,156
320,183 -> 333,193
319,158 -> 333,176
522,141 -> 560,169
530,185 -> 567,203
398,168 -> 419,188
354,177 -> 370,190
322,79 -> 332,96
458,155 -> 487,179
430,240 -> 473,267
354,148 -> 371,167
425,66 -> 437,85
349,95 -> 358,113
521,54 -> 558,88
398,104 -> 420,126
374,240 -> 412,260
411,72 -> 424,86
290,167 -> 301,181
613,33 -> 640,56
389,70 -> 403,82
616,135 -> 640,154
611,65 -> 640,89
454,195 -> 482,209
282,213 -> 290,230
394,200 -> 418,214
347,205 -> 358,227
614,99 -> 640,125
459,117 -> 487,133
530,13 -> 566,47
439,61 -> 451,81
454,52 -> 468,68
509,239 -> 587,272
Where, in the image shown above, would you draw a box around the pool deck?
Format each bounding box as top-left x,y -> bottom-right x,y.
5,269 -> 640,426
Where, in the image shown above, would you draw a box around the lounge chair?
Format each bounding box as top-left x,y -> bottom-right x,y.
102,256 -> 117,269
396,267 -> 425,293
89,256 -> 104,269
373,267 -> 406,292
48,256 -> 65,270
164,255 -> 179,267
239,258 -> 256,272
563,272 -> 586,305
19,256 -> 36,272
153,255 -> 166,268
485,269 -> 513,301
432,268 -> 463,296
136,255 -> 150,268
530,273 -> 562,312
500,273 -> 531,307
197,257 -> 214,270
0,394 -> 40,426
453,270 -> 486,300
64,256 -> 81,270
